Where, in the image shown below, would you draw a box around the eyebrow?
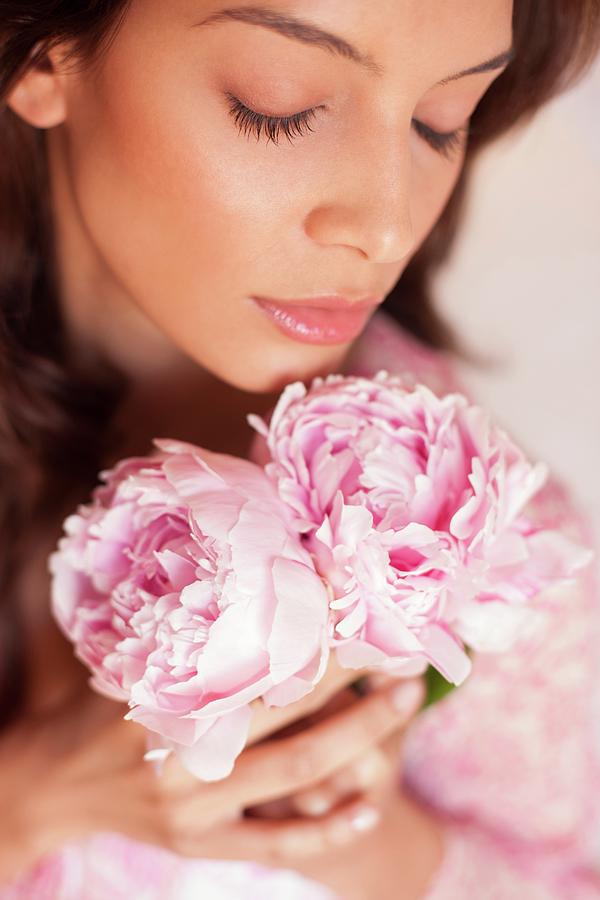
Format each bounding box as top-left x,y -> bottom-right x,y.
194,6 -> 514,84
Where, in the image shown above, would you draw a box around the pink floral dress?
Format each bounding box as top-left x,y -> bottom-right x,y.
4,310 -> 600,899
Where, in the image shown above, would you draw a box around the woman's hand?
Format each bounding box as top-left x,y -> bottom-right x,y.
175,675 -> 425,863
243,673 -> 410,822
148,673 -> 425,860
0,658 -> 424,882
284,778 -> 446,900
234,674 -> 445,900
165,674 -> 445,900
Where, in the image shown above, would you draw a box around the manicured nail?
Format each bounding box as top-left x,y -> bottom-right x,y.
297,791 -> 332,816
391,679 -> 424,714
326,804 -> 380,846
365,672 -> 393,691
333,753 -> 383,793
349,805 -> 381,833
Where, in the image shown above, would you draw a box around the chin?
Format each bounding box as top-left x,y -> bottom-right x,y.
215,343 -> 348,394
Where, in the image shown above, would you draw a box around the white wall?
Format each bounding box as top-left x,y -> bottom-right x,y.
435,57 -> 600,544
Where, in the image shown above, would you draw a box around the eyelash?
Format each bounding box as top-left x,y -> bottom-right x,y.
225,92 -> 467,159
411,118 -> 466,160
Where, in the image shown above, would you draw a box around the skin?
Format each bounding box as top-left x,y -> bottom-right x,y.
5,0 -> 513,894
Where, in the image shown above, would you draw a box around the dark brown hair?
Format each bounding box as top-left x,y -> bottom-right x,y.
1,1 -> 599,730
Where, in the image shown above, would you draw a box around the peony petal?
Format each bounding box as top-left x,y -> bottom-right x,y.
335,639 -> 390,669
268,557 -> 329,683
262,637 -> 329,707
173,705 -> 253,781
154,548 -> 197,591
523,529 -> 594,580
419,623 -> 471,685
125,704 -> 214,745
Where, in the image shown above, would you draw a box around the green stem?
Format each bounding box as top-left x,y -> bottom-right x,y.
422,665 -> 456,709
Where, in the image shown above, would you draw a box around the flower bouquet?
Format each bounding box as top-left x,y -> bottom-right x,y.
49,372 -> 593,781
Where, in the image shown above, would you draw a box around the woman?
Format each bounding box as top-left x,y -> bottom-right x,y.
0,1 -> 599,897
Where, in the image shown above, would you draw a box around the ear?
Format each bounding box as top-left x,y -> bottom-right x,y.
6,45 -> 72,129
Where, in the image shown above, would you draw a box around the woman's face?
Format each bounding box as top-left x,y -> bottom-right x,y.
41,0 -> 512,392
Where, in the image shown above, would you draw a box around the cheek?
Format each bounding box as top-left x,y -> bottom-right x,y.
59,72 -> 352,391
61,65 -> 312,350
410,150 -> 465,248
62,78 -> 282,314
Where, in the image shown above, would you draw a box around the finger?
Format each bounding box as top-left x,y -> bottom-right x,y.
246,746 -> 390,819
294,723 -> 407,819
158,678 -> 363,798
194,676 -> 425,812
289,746 -> 390,817
362,671 -> 398,691
176,796 -> 382,864
250,727 -> 406,820
246,655 -> 369,746
380,724 -> 407,766
327,745 -> 392,799
242,686 -> 369,819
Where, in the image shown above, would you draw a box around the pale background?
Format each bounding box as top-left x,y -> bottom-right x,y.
434,56 -> 600,547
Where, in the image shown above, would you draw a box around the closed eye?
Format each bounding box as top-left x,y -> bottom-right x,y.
411,118 -> 467,160
225,92 -> 467,159
225,92 -> 322,145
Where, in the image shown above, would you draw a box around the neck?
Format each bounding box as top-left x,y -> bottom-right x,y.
109,366 -> 281,464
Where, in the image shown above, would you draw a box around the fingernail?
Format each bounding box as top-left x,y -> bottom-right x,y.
297,792 -> 332,816
391,679 -> 424,714
365,672 -> 393,691
349,805 -> 380,833
333,753 -> 382,793
325,804 -> 380,846
355,752 -> 386,786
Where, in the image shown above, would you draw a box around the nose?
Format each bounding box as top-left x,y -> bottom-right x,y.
303,128 -> 416,265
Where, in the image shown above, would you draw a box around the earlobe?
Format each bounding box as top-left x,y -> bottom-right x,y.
6,51 -> 68,129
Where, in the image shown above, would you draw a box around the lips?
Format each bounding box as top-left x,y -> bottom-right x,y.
251,294 -> 384,346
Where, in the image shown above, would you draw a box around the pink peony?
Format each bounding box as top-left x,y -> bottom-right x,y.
49,439 -> 330,781
249,372 -> 593,684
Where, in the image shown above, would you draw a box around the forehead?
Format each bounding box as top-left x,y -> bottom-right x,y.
114,0 -> 513,103
192,0 -> 514,69
176,0 -> 513,97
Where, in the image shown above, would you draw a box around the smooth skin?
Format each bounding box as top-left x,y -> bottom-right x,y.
0,656 -> 424,881
4,0 -> 513,895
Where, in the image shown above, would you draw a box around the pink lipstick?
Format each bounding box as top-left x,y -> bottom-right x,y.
251,295 -> 383,345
